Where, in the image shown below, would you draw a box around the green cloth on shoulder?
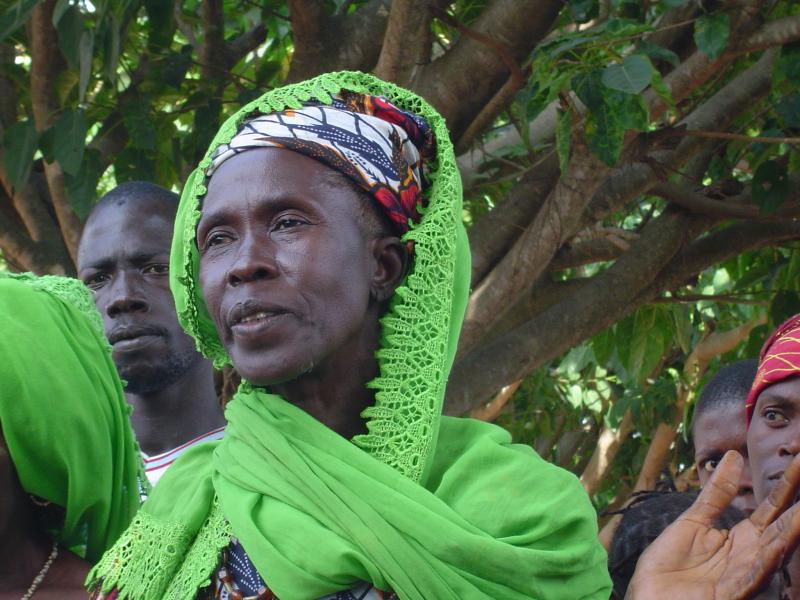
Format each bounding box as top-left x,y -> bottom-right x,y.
89,71 -> 611,600
0,273 -> 143,562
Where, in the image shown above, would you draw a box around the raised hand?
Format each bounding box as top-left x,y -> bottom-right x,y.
626,450 -> 800,600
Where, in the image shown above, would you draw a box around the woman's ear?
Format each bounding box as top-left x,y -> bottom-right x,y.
370,236 -> 407,303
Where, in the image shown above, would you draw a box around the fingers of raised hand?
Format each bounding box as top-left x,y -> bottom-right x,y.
681,451 -> 743,526
729,504 -> 800,599
750,453 -> 800,532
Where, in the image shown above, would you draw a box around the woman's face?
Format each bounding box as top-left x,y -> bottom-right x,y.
197,148 -> 382,386
747,376 -> 800,503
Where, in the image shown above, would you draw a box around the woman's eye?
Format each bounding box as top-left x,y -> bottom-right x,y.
207,232 -> 231,247
764,408 -> 787,423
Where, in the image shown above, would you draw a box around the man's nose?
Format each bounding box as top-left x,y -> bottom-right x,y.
105,271 -> 149,317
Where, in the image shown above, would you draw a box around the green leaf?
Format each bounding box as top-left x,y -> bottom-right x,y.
56,5 -> 83,69
43,108 -> 87,176
0,0 -> 40,42
694,13 -> 730,60
615,92 -> 649,131
78,29 -> 93,103
628,306 -> 657,382
2,119 -> 39,189
650,67 -> 676,114
592,327 -> 614,367
744,324 -> 769,358
637,40 -> 680,67
752,160 -> 790,214
64,148 -> 104,219
52,0 -> 70,25
573,70 -> 605,112
122,101 -> 157,150
556,107 -> 571,174
775,42 -> 800,87
671,304 -> 693,354
776,93 -> 800,129
661,0 -> 689,6
602,55 -> 653,94
161,47 -> 192,88
770,291 -> 800,326
143,0 -> 175,51
569,0 -> 596,24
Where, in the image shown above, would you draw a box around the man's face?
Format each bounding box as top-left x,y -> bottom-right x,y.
747,376 -> 800,503
693,403 -> 756,514
197,148 -> 378,386
77,198 -> 200,393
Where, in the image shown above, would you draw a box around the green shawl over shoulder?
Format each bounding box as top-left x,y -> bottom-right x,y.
89,72 -> 611,600
0,273 -> 143,562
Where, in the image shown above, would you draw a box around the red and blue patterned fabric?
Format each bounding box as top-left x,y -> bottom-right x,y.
745,314 -> 800,425
207,90 -> 436,235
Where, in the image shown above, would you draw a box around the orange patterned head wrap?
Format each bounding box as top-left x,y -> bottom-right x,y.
745,314 -> 800,425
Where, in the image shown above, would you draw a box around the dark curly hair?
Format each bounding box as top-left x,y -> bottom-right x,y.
607,490 -> 745,598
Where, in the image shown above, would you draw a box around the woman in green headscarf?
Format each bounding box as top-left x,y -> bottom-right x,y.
89,72 -> 611,600
0,273 -> 144,598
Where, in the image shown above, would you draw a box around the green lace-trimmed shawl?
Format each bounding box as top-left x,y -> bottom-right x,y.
0,273 -> 145,562
88,72 -> 611,600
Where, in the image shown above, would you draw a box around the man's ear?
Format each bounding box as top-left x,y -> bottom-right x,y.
370,236 -> 407,303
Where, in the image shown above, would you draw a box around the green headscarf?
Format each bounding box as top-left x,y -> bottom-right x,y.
89,72 -> 610,599
0,273 -> 144,562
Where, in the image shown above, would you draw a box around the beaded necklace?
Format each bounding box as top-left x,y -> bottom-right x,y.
20,541 -> 58,600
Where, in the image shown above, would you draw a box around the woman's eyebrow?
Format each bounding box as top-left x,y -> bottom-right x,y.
197,207 -> 234,233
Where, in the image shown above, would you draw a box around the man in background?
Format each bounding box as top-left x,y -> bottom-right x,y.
691,358 -> 758,514
77,182 -> 225,486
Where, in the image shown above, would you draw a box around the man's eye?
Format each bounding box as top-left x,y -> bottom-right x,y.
84,273 -> 110,289
274,217 -> 305,231
702,459 -> 720,473
144,264 -> 169,275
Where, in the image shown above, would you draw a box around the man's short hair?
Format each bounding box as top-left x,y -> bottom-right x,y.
88,181 -> 179,220
692,358 -> 758,432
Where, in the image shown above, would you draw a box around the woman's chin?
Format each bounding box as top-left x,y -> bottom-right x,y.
231,354 -> 313,388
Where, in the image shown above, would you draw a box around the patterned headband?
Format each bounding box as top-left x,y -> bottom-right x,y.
745,314 -> 800,425
207,90 -> 436,235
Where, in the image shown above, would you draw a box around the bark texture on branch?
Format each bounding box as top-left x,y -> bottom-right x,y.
374,0 -> 433,85
447,209 -> 697,414
29,0 -> 82,264
459,144 -> 611,354
415,0 -> 562,141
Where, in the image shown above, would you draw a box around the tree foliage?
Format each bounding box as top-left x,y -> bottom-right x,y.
1,0 -> 800,513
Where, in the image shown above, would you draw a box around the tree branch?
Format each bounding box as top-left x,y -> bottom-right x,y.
550,239 -> 626,271
459,143 -> 611,353
729,14 -> 800,56
29,0 -> 81,264
374,0 -> 432,85
469,153 -> 560,285
469,380 -> 522,421
447,209 -> 700,414
653,177 -> 800,220
580,410 -> 635,497
287,0 -> 392,82
584,49 -> 775,228
200,0 -> 225,80
415,0 -> 562,141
